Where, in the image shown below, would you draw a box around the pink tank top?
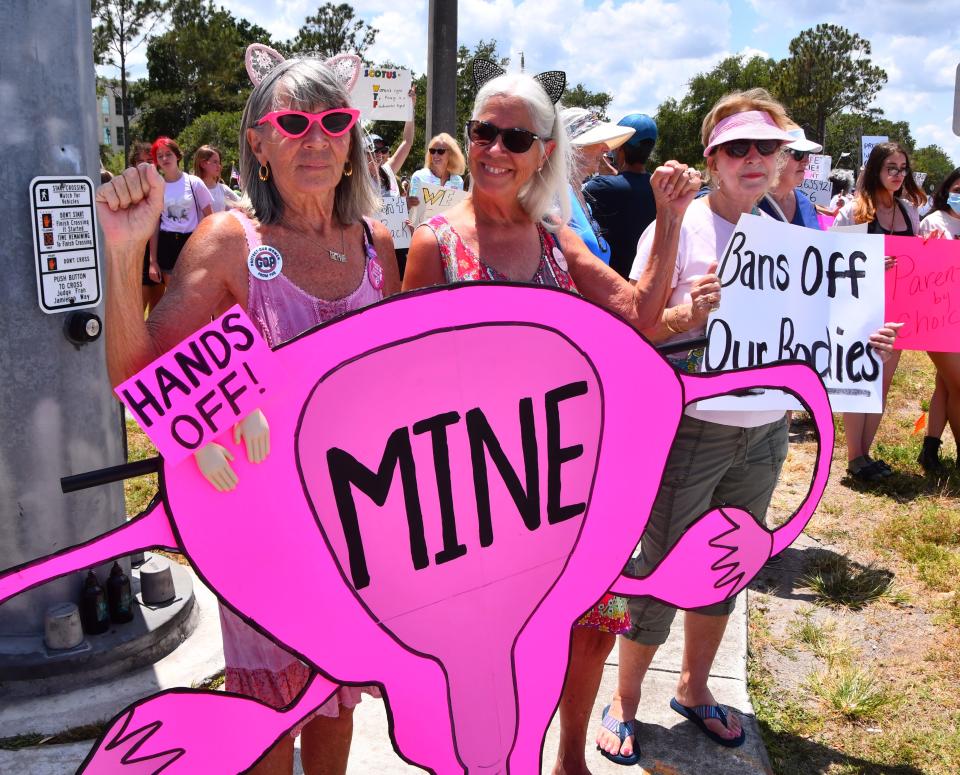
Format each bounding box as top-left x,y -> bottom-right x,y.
230,209 -> 383,347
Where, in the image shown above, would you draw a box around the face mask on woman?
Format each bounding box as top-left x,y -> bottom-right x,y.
947,192 -> 960,214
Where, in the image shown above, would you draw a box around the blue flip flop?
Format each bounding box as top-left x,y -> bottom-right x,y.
669,697 -> 745,747
596,704 -> 640,765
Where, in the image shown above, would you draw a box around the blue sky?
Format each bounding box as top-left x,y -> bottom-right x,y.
112,0 -> 960,165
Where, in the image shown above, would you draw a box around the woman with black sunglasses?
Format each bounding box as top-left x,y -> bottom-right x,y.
834,142 -> 925,482
408,132 -> 466,204
597,89 -> 898,764
758,125 -> 822,228
403,65 -> 701,775
96,48 -> 400,775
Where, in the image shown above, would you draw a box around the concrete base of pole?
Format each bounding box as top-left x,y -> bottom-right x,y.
0,564 -> 221,741
0,557 -> 196,688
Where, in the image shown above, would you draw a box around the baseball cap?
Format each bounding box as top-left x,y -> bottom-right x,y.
617,114 -> 658,146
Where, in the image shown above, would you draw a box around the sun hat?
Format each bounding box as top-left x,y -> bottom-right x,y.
784,127 -> 823,154
703,110 -> 796,157
617,113 -> 658,146
561,108 -> 636,150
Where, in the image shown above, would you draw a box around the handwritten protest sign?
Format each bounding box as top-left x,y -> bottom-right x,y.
375,195 -> 411,249
885,235 -> 960,351
800,177 -> 832,206
862,135 -> 888,164
914,172 -> 928,189
701,214 -> 885,412
115,306 -> 272,464
412,184 -> 468,225
2,285 -> 834,775
804,153 -> 832,181
353,67 -> 412,121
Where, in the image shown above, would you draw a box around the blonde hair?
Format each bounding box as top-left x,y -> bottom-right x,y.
700,88 -> 792,149
423,133 -> 466,176
192,145 -> 221,179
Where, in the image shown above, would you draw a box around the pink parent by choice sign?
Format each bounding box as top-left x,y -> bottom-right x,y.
885,235 -> 960,352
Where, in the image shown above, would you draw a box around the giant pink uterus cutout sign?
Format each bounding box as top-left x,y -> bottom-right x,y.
0,283 -> 833,774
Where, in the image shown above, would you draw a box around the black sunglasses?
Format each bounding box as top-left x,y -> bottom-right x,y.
718,139 -> 780,158
783,148 -> 811,162
466,120 -> 544,153
428,147 -> 447,155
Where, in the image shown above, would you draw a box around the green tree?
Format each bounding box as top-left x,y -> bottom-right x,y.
287,3 -> 377,59
912,145 -> 956,193
655,54 -> 777,165
92,0 -> 166,160
136,0 -> 271,140
176,111 -> 243,179
774,24 -> 887,145
824,111 -> 915,167
562,84 -> 612,119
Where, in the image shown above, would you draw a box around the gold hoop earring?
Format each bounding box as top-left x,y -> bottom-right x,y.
258,163 -> 270,182
343,160 -> 353,177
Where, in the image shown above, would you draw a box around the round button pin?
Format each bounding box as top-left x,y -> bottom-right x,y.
247,245 -> 283,281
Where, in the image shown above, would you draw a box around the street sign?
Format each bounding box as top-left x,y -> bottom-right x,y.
29,176 -> 102,314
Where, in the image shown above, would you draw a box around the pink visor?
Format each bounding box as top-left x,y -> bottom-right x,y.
703,110 -> 796,157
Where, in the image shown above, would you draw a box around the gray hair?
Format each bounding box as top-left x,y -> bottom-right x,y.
239,57 -> 378,225
472,73 -> 571,231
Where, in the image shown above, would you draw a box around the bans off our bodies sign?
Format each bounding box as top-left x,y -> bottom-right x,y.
701,214 -> 885,413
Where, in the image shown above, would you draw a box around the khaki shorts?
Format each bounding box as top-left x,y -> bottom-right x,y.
623,414 -> 788,646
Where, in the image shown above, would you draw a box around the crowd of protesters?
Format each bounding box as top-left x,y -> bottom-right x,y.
94,43 -> 958,775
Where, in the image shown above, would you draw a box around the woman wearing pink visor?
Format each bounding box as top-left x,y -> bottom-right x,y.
595,89 -> 899,764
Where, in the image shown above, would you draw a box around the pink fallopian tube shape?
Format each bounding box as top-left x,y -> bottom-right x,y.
0,283 -> 833,774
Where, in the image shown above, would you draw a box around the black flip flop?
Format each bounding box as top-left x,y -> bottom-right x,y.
669,697 -> 745,748
597,704 -> 641,765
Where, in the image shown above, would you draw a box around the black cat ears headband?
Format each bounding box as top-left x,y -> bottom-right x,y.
472,59 -> 566,104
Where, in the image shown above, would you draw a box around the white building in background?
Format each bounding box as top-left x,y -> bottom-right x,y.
96,78 -> 139,157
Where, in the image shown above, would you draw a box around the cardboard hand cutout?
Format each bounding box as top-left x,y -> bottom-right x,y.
0,283 -> 833,774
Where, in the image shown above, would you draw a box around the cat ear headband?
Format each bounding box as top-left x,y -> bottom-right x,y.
471,59 -> 566,104
244,43 -> 362,92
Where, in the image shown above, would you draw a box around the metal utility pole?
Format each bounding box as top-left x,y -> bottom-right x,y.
0,1 -> 126,639
426,0 -> 458,140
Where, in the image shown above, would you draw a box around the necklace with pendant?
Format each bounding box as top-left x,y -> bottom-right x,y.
328,226 -> 347,263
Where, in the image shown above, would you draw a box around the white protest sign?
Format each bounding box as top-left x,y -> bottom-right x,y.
412,184 -> 468,225
354,67 -> 412,122
376,195 -> 411,250
914,171 -> 927,188
800,177 -> 832,206
29,176 -> 102,314
861,135 -> 888,165
804,153 -> 832,181
700,214 -> 885,413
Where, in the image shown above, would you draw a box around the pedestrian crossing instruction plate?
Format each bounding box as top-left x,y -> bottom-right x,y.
29,176 -> 102,313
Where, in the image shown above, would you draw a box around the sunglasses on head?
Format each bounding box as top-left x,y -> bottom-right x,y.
783,148 -> 810,162
718,139 -> 781,158
258,108 -> 360,139
466,120 -> 544,153
429,147 -> 447,155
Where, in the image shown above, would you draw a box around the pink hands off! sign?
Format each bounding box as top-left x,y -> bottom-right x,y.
885,235 -> 960,352
114,306 -> 273,465
1,284 -> 834,774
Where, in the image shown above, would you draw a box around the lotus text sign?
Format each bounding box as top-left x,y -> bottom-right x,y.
885,235 -> 960,352
412,184 -> 467,225
804,153 -> 832,182
703,214 -> 885,412
29,176 -> 101,313
114,307 -> 273,465
861,135 -> 888,164
0,285 -> 836,774
354,67 -> 412,122
375,195 -> 411,249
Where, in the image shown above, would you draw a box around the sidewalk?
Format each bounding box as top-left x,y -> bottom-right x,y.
1,589 -> 770,774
